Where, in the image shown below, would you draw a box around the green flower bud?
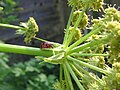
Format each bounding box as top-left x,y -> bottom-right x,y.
92,19 -> 101,25
92,35 -> 100,40
97,56 -> 105,68
96,44 -> 104,53
87,35 -> 100,42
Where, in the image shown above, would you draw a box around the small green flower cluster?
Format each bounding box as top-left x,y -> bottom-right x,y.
91,7 -> 120,64
90,0 -> 104,11
84,6 -> 120,90
87,63 -> 120,90
68,0 -> 104,11
53,80 -> 66,90
104,7 -> 120,22
104,7 -> 120,63
16,17 -> 39,44
72,10 -> 88,29
68,0 -> 84,10
68,26 -> 82,42
98,62 -> 120,90
107,22 -> 120,63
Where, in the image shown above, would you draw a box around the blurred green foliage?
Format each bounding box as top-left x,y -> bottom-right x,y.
0,0 -> 18,23
0,53 -> 57,90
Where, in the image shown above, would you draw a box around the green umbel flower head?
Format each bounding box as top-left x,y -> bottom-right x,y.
16,17 -> 39,44
68,0 -> 104,11
68,0 -> 84,10
104,7 -> 120,22
90,0 -> 104,11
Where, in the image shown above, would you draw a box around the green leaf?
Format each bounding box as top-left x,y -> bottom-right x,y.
39,73 -> 47,82
12,67 -> 25,77
0,7 -> 3,11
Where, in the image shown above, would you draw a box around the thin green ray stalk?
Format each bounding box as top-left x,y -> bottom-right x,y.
73,62 -> 103,85
67,56 -> 110,75
75,58 -> 90,62
69,34 -> 111,54
63,63 -> 74,90
69,62 -> 89,83
0,43 -> 53,57
63,5 -> 75,47
34,37 -> 61,46
64,67 -> 69,90
71,40 -> 102,54
0,23 -> 22,29
34,37 -> 49,42
66,26 -> 103,53
65,61 -> 85,90
72,53 -> 109,57
70,62 -> 83,77
70,57 -> 90,62
60,64 -> 63,83
65,3 -> 89,48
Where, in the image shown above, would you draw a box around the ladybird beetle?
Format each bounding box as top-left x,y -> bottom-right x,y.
40,42 -> 53,49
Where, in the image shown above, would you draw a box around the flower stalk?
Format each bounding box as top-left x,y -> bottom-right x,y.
63,5 -> 75,47
67,56 -> 110,75
65,61 -> 85,90
0,23 -> 22,29
72,53 -> 109,57
66,25 -> 103,53
63,63 -> 74,90
0,43 -> 53,57
73,62 -> 103,85
64,3 -> 89,48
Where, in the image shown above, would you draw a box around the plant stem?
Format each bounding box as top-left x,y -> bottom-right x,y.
72,53 -> 109,57
34,37 -> 61,46
63,66 -> 69,90
70,62 -> 89,83
65,61 -> 85,90
65,3 -> 89,48
60,64 -> 63,83
63,63 -> 74,90
66,26 -> 103,53
74,57 -> 90,62
73,62 -> 103,85
63,5 -> 75,47
0,43 -> 53,56
67,56 -> 110,75
69,34 -> 111,54
0,23 -> 22,29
